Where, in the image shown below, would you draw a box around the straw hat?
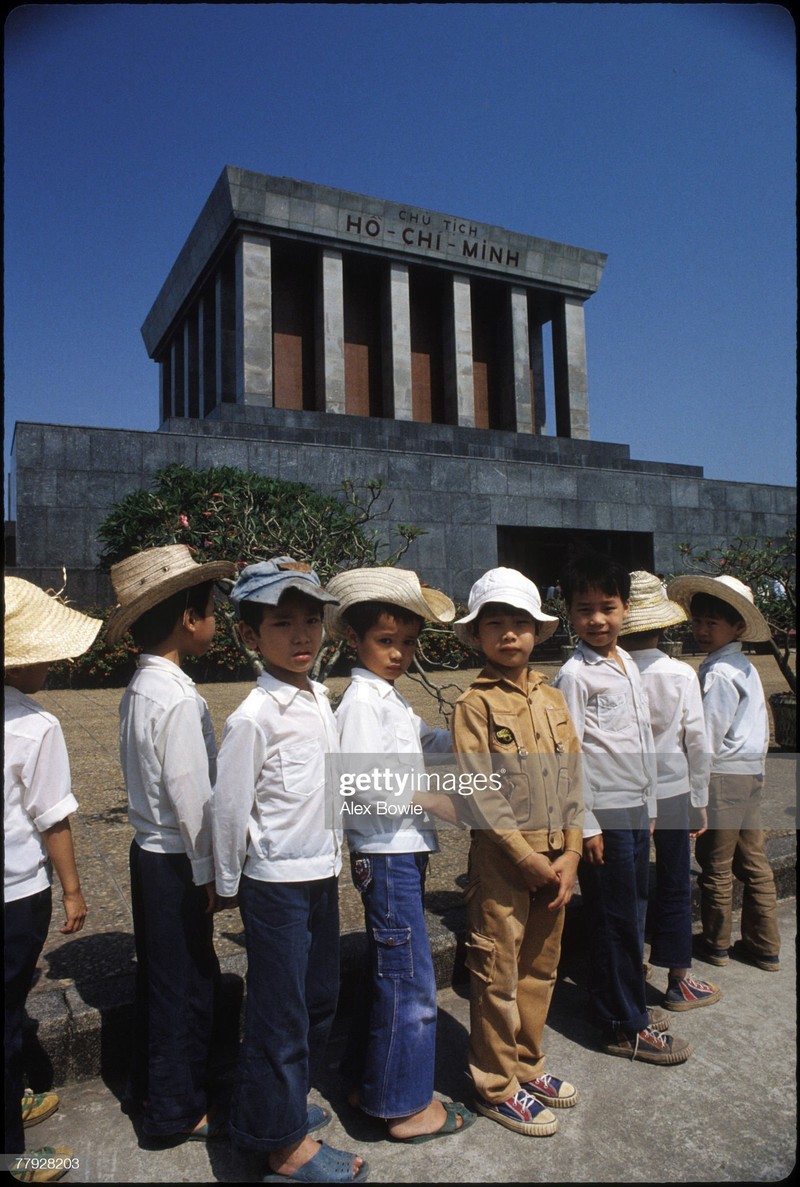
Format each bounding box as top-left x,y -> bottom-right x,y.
105,545 -> 237,643
4,577 -> 102,669
619,571 -> 687,636
231,557 -> 338,608
323,567 -> 455,642
666,574 -> 771,642
454,567 -> 559,648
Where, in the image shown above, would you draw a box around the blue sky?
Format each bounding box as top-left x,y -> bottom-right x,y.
4,3 -> 796,511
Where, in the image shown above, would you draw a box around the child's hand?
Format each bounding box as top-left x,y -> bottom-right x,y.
413,792 -> 459,826
215,894 -> 240,912
517,851 -> 560,894
547,851 -> 580,910
60,888 -> 87,934
583,835 -> 604,865
689,806 -> 708,838
203,883 -> 218,914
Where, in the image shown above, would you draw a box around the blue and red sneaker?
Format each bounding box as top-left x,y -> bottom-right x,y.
663,972 -> 722,1011
475,1088 -> 558,1136
520,1073 -> 578,1109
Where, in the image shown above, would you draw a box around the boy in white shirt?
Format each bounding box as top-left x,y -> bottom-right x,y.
107,544 -> 236,1142
213,558 -> 368,1184
619,571 -> 719,1010
4,577 -> 99,1181
553,551 -> 692,1065
323,567 -> 475,1144
668,573 -> 780,972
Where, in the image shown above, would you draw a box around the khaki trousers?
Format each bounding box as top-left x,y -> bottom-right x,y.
695,773 -> 780,956
464,834 -> 565,1103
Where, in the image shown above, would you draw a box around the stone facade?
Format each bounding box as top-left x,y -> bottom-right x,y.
11,412 -> 795,609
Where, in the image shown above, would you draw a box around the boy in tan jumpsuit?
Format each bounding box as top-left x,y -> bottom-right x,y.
452,568 -> 583,1137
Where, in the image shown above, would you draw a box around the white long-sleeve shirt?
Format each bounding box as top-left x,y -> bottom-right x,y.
4,686 -> 79,903
335,667 -> 451,853
213,672 -> 342,895
119,654 -> 216,886
628,648 -> 711,806
553,641 -> 658,834
698,642 -> 769,775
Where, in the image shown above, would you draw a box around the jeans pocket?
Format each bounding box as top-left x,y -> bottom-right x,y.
374,927 -> 413,979
464,931 -> 496,984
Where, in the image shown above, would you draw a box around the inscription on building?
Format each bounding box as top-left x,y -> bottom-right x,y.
343,209 -> 521,270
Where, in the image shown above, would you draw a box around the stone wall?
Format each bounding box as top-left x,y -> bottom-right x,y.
11,413 -> 796,609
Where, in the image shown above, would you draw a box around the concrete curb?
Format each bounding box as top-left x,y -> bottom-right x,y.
23,839 -> 795,1088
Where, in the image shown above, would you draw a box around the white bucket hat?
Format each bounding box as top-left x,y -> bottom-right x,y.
4,577 -> 102,668
454,567 -> 559,648
619,571 -> 687,636
106,545 -> 237,644
666,574 -> 771,643
323,567 -> 455,642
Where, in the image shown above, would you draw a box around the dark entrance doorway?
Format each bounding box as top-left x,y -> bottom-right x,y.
497,526 -> 655,598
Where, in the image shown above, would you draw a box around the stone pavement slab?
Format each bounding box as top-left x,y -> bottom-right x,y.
16,894 -> 797,1183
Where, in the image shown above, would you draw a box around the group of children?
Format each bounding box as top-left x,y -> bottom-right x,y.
4,544 -> 782,1182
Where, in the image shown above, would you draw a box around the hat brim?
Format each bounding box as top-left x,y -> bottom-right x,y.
619,599 -> 686,636
667,575 -> 771,642
4,579 -> 102,668
105,560 -> 237,644
323,570 -> 455,642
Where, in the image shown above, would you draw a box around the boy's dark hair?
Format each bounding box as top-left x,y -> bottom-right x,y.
689,591 -> 745,627
560,548 -> 631,605
236,587 -> 325,632
129,580 -> 214,650
343,601 -> 425,640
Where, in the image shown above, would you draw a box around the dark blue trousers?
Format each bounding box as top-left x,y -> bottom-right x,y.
229,874 -> 340,1152
129,841 -> 218,1137
4,888 -> 52,1155
578,806 -> 650,1036
648,793 -> 693,970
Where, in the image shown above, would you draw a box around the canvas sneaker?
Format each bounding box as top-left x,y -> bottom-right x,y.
521,1073 -> 578,1109
475,1088 -> 559,1135
647,1006 -> 671,1032
664,973 -> 722,1011
732,940 -> 781,972
693,936 -> 730,966
601,1024 -> 693,1065
21,1091 -> 59,1129
9,1146 -> 74,1183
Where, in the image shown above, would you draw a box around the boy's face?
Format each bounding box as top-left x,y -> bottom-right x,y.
347,612 -> 420,684
4,662 -> 51,695
471,603 -> 536,677
690,610 -> 745,654
568,586 -> 629,656
239,591 -> 324,688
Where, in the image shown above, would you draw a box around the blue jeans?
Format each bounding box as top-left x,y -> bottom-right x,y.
578,806 -> 650,1036
342,852 -> 437,1119
129,842 -> 218,1136
647,793 -> 693,970
230,874 -> 340,1151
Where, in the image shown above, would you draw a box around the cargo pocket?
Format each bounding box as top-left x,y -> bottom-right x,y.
464,931 -> 496,985
374,927 -> 413,979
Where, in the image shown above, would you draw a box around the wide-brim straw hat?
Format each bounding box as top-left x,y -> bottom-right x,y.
619,570 -> 687,636
454,567 -> 559,648
666,573 -> 771,643
4,576 -> 102,668
323,567 -> 455,642
106,545 -> 237,643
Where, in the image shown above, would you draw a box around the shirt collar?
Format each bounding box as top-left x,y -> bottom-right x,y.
137,652 -> 196,686
699,640 -> 743,671
257,669 -> 330,706
350,667 -> 396,698
576,640 -> 631,667
472,662 -> 544,694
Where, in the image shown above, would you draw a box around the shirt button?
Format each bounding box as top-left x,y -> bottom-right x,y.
542,769 -> 549,778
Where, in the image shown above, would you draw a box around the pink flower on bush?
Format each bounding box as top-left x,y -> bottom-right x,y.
179,514 -> 190,528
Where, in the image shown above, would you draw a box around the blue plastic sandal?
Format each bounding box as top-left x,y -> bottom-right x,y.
307,1103 -> 332,1133
262,1141 -> 369,1182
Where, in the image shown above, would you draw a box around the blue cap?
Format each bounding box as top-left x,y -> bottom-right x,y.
230,557 -> 338,608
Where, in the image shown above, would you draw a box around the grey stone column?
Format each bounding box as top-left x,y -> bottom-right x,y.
444,273 -> 475,427
316,249 -> 346,414
159,356 -> 172,424
510,287 -> 533,434
552,296 -> 590,439
215,265 -> 236,405
198,291 -> 216,418
183,314 -> 199,418
170,334 -> 184,418
383,262 -> 413,420
235,236 -> 273,407
530,319 -> 546,434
